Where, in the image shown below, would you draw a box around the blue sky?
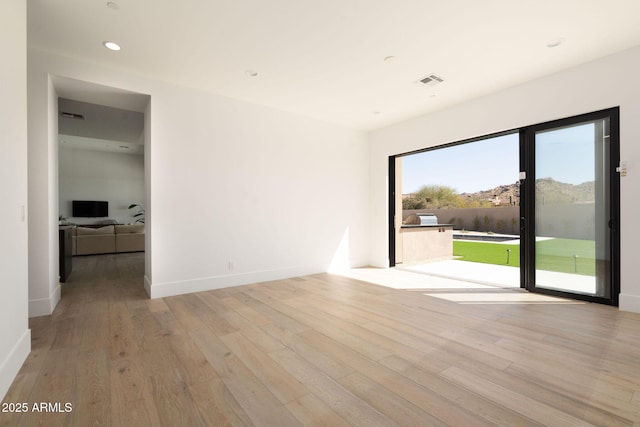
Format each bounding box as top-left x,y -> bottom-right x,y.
402,124 -> 597,194
535,123 -> 595,185
401,133 -> 520,194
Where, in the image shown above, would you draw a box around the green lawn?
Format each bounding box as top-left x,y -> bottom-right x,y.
453,238 -> 596,276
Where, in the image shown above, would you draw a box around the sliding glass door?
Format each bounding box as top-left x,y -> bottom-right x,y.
522,108 -> 620,304
388,108 -> 620,305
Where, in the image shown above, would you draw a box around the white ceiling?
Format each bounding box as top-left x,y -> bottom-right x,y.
52,75 -> 149,113
28,0 -> 640,131
58,97 -> 145,155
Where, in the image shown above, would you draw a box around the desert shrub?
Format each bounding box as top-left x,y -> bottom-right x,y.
473,216 -> 481,231
483,215 -> 492,231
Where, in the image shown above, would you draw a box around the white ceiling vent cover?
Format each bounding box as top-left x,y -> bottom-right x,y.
418,74 -> 444,86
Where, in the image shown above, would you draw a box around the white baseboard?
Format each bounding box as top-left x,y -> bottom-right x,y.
368,257 -> 390,268
619,293 -> 640,313
144,275 -> 152,297
327,258 -> 370,273
0,329 -> 31,401
29,283 -> 61,318
51,283 -> 61,312
147,265 -> 328,299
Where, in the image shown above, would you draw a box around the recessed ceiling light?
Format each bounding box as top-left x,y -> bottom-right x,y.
546,38 -> 564,48
245,69 -> 258,77
103,41 -> 121,51
106,2 -> 119,10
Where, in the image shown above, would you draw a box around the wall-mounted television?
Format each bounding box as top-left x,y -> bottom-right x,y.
72,200 -> 108,217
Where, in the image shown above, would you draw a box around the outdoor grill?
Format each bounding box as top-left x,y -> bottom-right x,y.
399,212 -> 452,264
403,212 -> 440,226
416,213 -> 438,226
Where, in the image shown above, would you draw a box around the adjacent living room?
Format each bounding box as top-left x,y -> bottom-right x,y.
58,98 -> 145,263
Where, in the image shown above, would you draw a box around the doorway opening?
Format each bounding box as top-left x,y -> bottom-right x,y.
53,76 -> 150,295
389,108 -> 620,305
391,132 -> 521,288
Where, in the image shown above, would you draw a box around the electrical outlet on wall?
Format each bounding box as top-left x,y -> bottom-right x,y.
228,261 -> 234,271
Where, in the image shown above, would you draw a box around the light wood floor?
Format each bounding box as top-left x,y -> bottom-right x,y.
2,253 -> 640,426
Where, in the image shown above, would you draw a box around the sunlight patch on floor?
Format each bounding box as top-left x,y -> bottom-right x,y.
337,266 -> 584,305
421,291 -> 582,304
336,267 -> 499,290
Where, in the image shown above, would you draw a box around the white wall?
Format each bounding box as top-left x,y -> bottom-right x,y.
59,148 -> 144,225
369,46 -> 640,312
28,48 -> 370,304
144,101 -> 152,283
0,0 -> 30,401
28,61 -> 60,317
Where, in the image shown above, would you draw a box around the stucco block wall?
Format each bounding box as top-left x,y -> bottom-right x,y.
399,226 -> 453,264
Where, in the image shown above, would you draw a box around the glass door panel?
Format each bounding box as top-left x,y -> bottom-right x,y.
525,109 -> 619,304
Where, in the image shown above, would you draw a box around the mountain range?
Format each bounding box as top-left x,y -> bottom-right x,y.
460,177 -> 596,206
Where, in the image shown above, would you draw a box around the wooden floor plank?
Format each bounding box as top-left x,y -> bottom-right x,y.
249,287 -> 393,361
338,371 -> 448,427
505,363 -> 640,422
108,301 -> 141,360
79,301 -> 111,349
20,347 -> 79,427
3,254 -> 640,426
220,294 -> 273,326
379,354 -> 543,427
190,328 -> 302,426
296,329 -> 506,426
269,348 -> 398,426
440,352 -> 636,426
261,323 -> 355,380
165,333 -> 219,387
441,366 -> 603,426
109,356 -> 161,427
69,348 -> 111,426
147,374 -> 207,427
285,393 -> 351,427
219,331 -> 310,404
222,310 -> 287,353
188,377 -> 254,427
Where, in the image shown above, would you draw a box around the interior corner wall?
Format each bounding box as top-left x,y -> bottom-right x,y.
0,0 -> 30,401
28,63 -> 61,317
369,46 -> 640,312
59,148 -> 144,225
28,48 -> 370,301
144,100 -> 152,290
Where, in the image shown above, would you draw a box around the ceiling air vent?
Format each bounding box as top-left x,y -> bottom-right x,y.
418,74 -> 444,87
60,112 -> 85,120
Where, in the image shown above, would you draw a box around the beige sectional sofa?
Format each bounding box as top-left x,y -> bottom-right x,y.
71,224 -> 144,255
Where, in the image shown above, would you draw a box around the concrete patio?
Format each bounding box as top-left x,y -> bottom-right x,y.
338,259 -> 597,298
399,260 -> 597,295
